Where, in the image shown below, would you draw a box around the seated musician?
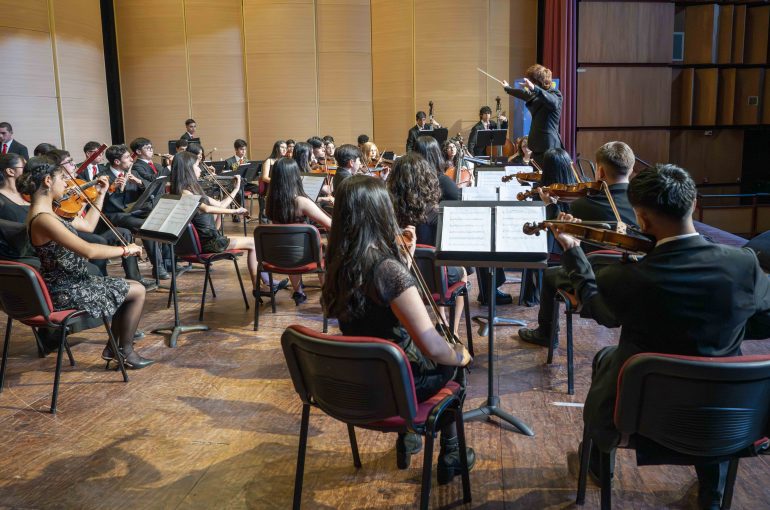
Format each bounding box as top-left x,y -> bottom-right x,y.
467,106 -> 507,157
130,138 -> 162,181
332,144 -> 362,192
405,112 -> 434,153
265,158 -> 331,305
519,142 -> 638,346
20,157 -> 153,368
294,141 -> 333,204
224,139 -> 249,171
442,139 -> 474,187
181,118 -> 196,141
78,141 -> 105,180
175,138 -> 188,154
360,141 -> 379,173
285,139 -> 295,160
170,151 -> 286,297
412,136 -> 460,202
306,136 -> 326,165
549,165 -> 770,510
508,136 -> 532,166
260,140 -> 287,185
46,149 -> 153,289
323,175 -> 474,482
322,136 -> 335,159
356,134 -> 369,152
34,142 -> 57,157
386,153 -> 469,335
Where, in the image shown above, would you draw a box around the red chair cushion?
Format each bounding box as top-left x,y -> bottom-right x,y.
21,309 -> 82,327
263,259 -> 324,274
432,281 -> 466,303
179,249 -> 245,263
368,381 -> 462,429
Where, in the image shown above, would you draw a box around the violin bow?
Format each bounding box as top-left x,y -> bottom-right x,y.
200,162 -> 250,219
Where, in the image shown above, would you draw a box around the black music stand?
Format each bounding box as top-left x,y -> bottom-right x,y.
421,127 -> 448,145
140,195 -> 210,348
476,129 -> 507,164
436,201 -> 548,436
128,176 -> 168,215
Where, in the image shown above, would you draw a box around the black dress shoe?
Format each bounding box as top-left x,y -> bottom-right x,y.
396,433 -> 423,469
152,267 -> 170,280
272,278 -> 289,293
292,291 -> 307,306
477,289 -> 513,306
123,350 -> 154,369
518,327 -> 556,348
133,330 -> 146,340
139,278 -> 158,290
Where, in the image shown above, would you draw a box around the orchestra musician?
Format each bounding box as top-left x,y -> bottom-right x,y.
357,134 -> 369,152
307,136 -> 326,165
518,142 -> 638,347
442,139 -> 474,187
549,164 -> 770,510
77,141 -> 105,181
130,138 -> 162,181
412,136 -> 460,202
181,118 -> 197,141
322,135 -> 335,159
292,141 -> 314,174
332,144 -> 362,192
265,158 -> 331,305
406,111 -> 440,153
0,121 -> 29,160
19,157 -> 153,368
467,106 -> 508,156
361,141 -> 379,171
322,174 -> 474,482
223,139 -> 251,223
502,65 -> 563,168
34,143 -> 57,157
386,153 -> 469,336
259,140 -> 287,185
285,139 -> 295,160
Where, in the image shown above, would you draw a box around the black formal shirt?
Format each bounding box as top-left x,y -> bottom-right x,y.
504,84 -> 562,154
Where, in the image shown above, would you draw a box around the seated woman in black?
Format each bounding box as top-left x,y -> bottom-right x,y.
0,153 -> 29,223
322,175 -> 474,484
265,158 -> 331,305
412,135 -> 460,202
386,153 -> 468,335
170,151 -> 285,297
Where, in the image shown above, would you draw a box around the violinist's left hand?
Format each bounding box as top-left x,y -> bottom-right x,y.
537,187 -> 557,205
549,212 -> 582,251
96,175 -> 111,195
403,225 -> 416,258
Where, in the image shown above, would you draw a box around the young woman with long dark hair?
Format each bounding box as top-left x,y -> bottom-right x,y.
260,139 -> 287,185
322,175 -> 474,484
412,135 -> 460,202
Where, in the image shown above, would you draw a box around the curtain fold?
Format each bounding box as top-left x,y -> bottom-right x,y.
542,0 -> 577,158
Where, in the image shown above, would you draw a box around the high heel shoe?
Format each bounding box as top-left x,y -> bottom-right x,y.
123,350 -> 154,369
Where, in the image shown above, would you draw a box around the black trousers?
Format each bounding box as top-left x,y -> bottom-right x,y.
100,213 -> 168,270
76,228 -> 142,281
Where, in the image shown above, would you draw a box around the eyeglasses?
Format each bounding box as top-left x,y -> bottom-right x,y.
62,159 -> 75,166
142,145 -> 153,150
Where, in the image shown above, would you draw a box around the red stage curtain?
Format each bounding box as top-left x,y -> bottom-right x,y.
542,0 -> 577,158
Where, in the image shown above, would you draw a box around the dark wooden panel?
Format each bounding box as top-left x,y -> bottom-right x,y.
577,67 -> 671,127
717,5 -> 734,64
669,130 -> 743,184
718,68 -> 736,125
693,68 -> 718,126
732,5 -> 747,64
745,5 -> 770,64
578,2 -> 674,63
672,67 -> 694,126
734,68 -> 764,124
576,130 -> 669,172
684,4 -> 718,64
763,71 -> 770,124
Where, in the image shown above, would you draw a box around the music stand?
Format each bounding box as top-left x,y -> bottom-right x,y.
210,161 -> 228,173
127,176 -> 168,215
476,130 -> 508,164
436,201 -> 548,436
421,127 -> 448,145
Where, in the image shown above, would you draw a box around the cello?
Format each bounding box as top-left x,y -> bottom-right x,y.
444,135 -> 473,187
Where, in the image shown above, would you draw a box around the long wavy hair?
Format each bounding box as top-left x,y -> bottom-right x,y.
413,135 -> 448,174
386,153 -> 441,228
265,158 -> 308,224
322,175 -> 402,322
292,142 -> 313,173
268,139 -> 286,160
170,151 -> 205,195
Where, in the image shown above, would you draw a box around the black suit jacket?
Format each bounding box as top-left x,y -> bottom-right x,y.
467,120 -> 508,156
76,162 -> 105,181
132,159 -> 161,182
569,183 -> 637,228
406,124 -> 436,153
97,168 -> 146,214
505,85 -> 562,154
332,168 -> 352,194
564,236 -> 770,449
181,132 -> 193,141
5,140 -> 29,160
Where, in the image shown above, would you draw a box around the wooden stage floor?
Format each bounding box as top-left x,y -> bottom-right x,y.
1,224 -> 769,509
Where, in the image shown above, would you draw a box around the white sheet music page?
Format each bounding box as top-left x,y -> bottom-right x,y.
495,206 -> 547,253
301,175 -> 326,201
462,187 -> 498,201
440,207 -> 492,252
141,194 -> 202,235
475,170 -> 507,189
498,184 -> 530,201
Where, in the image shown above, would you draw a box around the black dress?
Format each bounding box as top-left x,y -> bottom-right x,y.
29,213 -> 128,318
192,198 -> 230,253
338,257 -> 455,401
0,193 -> 30,223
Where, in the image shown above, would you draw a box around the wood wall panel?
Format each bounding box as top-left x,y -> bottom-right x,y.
244,1 -> 317,157
718,68 -> 736,125
693,68 -> 718,126
185,0 -> 247,160
0,0 -> 49,32
0,28 -> 56,98
53,0 -> 111,153
684,4 -> 718,64
717,5 -> 734,64
576,130 -> 669,172
732,5 -> 746,64
669,130 -> 743,184
115,0 -> 189,149
578,2 -> 674,63
672,67 -> 694,126
577,67 -> 671,127
764,71 -> 770,125
745,5 -> 770,65
734,68 -> 763,125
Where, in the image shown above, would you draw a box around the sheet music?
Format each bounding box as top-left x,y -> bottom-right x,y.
505,165 -> 532,175
498,184 -> 530,201
462,187 -> 498,201
301,175 -> 326,201
440,207 -> 491,252
495,206 -> 547,253
475,170 -> 507,189
140,194 -> 202,236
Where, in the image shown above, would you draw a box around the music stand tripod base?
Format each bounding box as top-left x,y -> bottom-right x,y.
472,315 -> 526,338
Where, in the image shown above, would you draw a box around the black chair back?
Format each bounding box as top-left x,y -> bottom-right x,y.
281,325 -> 418,427
175,223 -> 202,257
0,261 -> 53,320
414,245 -> 446,300
615,353 -> 770,457
254,224 -> 322,270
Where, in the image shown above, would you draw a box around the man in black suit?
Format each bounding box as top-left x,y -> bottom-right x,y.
405,111 -> 440,153
502,64 -> 562,167
130,138 -> 162,182
77,141 -> 105,180
551,164 -> 770,509
181,118 -> 197,141
518,141 -> 639,347
224,139 -> 249,171
0,122 -> 29,160
467,106 -> 508,156
332,144 -> 362,193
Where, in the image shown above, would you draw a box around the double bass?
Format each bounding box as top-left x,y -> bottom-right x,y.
485,96 -> 514,158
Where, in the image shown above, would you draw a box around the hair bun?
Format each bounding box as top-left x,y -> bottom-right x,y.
16,172 -> 37,195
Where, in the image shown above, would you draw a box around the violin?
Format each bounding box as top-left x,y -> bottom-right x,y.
516,181 -> 603,202
53,178 -> 116,219
523,221 -> 654,255
502,171 -> 541,183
